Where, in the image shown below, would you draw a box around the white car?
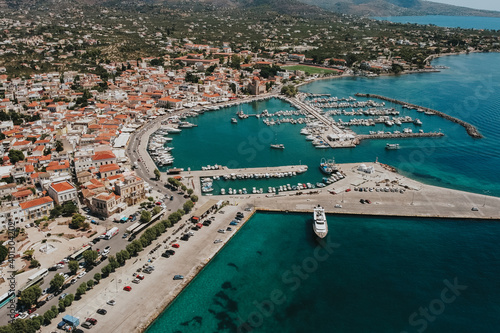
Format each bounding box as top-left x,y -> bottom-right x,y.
19,312 -> 28,320
77,271 -> 87,279
106,300 -> 116,306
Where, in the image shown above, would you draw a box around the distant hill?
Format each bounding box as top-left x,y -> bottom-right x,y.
297,0 -> 500,17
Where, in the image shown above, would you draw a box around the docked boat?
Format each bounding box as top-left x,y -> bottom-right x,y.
319,157 -> 339,175
413,118 -> 422,126
386,143 -> 400,150
313,205 -> 328,238
270,144 -> 285,149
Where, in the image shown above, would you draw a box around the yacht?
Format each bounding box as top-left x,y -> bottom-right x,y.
385,143 -> 400,150
270,144 -> 285,149
313,205 -> 328,238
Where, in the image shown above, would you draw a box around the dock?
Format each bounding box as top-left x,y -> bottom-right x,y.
355,93 -> 483,139
357,132 -> 444,141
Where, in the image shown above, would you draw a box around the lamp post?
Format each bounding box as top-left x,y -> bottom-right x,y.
483,190 -> 490,207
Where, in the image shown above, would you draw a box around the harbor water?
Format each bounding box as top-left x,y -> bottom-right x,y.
146,211 -> 500,333
159,52 -> 500,197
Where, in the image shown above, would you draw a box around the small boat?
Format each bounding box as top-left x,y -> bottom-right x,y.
319,158 -> 338,175
385,143 -> 400,150
270,144 -> 285,149
315,145 -> 330,149
413,118 -> 422,126
231,118 -> 238,124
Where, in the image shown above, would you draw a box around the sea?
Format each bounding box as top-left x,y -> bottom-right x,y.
146,51 -> 500,331
373,15 -> 500,30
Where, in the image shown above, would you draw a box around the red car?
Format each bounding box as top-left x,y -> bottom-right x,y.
123,286 -> 132,291
28,308 -> 36,314
137,274 -> 145,280
86,318 -> 98,325
345,188 -> 351,192
172,243 -> 180,248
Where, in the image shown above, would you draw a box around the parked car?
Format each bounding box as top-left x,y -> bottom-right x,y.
81,322 -> 92,329
123,286 -> 132,291
132,278 -> 140,284
59,293 -> 68,300
96,309 -> 107,315
86,318 -> 98,325
106,300 -> 116,306
172,243 -> 180,248
173,275 -> 184,280
77,272 -> 87,279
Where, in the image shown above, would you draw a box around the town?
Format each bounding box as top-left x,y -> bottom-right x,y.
0,1 -> 499,332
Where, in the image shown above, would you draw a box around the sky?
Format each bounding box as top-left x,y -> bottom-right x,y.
430,0 -> 500,11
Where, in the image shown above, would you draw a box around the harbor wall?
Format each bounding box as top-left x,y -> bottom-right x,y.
355,93 -> 483,139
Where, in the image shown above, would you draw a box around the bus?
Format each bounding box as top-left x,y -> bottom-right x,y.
18,268 -> 48,295
69,245 -> 92,261
0,292 -> 15,309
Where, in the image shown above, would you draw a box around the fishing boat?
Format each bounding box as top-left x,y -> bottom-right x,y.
319,157 -> 338,175
385,143 -> 400,150
270,144 -> 285,149
313,205 -> 328,238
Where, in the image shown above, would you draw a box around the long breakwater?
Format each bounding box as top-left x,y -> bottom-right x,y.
355,93 -> 483,139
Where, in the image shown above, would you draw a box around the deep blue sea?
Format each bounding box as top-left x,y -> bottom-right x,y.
146,52 -> 500,333
147,212 -> 500,333
373,15 -> 500,30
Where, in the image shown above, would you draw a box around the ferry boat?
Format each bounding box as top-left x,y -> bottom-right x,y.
385,143 -> 400,150
319,158 -> 338,175
270,144 -> 285,149
313,205 -> 328,238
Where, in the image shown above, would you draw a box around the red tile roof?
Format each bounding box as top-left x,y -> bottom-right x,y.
19,196 -> 53,210
50,181 -> 75,193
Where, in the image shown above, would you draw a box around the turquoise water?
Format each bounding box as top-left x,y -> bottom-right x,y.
373,15 -> 500,30
162,52 -> 500,197
146,212 -> 500,333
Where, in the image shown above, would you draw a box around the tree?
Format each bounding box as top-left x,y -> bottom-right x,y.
8,149 -> 25,164
69,213 -> 85,229
50,205 -> 63,218
50,274 -> 64,291
230,54 -> 241,69
101,264 -> 112,277
23,249 -> 35,260
76,283 -> 86,296
19,285 -> 41,308
191,194 -> 199,202
140,210 -> 151,223
183,200 -> 194,213
0,245 -> 8,262
181,185 -> 187,192
58,300 -> 65,312
93,273 -> 101,283
68,260 -> 79,275
30,259 -> 40,268
187,188 -> 194,195
62,201 -> 78,217
55,140 -> 64,152
87,279 -> 94,289
154,168 -> 161,180
152,206 -> 161,216
83,250 -> 98,266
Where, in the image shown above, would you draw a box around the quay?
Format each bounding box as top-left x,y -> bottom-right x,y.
355,93 -> 483,139
210,162 -> 500,220
356,132 -> 444,141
